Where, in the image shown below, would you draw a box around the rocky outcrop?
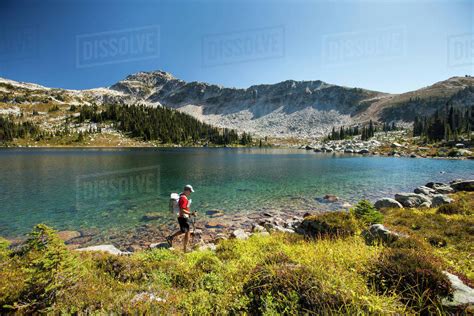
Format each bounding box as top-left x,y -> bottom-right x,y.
76,244 -> 130,255
426,182 -> 455,194
451,180 -> 474,192
374,198 -> 403,210
395,193 -> 432,208
362,224 -> 403,245
231,229 -> 250,240
442,272 -> 474,308
431,194 -> 454,207
414,186 -> 436,196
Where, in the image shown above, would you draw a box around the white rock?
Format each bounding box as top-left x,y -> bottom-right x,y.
442,272 -> 474,307
76,244 -> 130,255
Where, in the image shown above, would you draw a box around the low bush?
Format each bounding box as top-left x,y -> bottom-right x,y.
437,202 -> 471,215
94,252 -> 153,282
299,212 -> 359,238
243,263 -> 345,314
368,248 -> 452,313
351,200 -> 384,226
1,224 -> 80,313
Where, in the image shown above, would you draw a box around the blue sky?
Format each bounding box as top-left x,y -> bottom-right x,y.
0,0 -> 472,93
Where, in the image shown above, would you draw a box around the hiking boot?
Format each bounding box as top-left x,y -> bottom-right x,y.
166,235 -> 173,246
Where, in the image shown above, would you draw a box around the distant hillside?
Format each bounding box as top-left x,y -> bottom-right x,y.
1,73 -> 473,139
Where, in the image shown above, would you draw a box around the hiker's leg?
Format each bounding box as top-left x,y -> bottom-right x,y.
183,231 -> 190,252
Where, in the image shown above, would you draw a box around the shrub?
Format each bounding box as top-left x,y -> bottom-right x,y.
437,202 -> 471,215
94,253 -> 152,282
299,212 -> 359,238
368,248 -> 452,313
243,263 -> 345,314
351,200 -> 384,226
11,224 -> 79,312
389,237 -> 428,250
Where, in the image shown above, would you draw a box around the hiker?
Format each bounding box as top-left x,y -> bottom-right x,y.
166,185 -> 196,252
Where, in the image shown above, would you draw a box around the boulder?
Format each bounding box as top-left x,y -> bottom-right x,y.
57,230 -> 81,242
414,186 -> 437,196
419,202 -> 432,208
198,243 -> 217,251
251,224 -> 267,233
450,180 -> 474,192
358,149 -> 370,154
76,244 -> 130,255
457,149 -> 473,156
395,193 -> 432,208
391,142 -> 403,148
374,198 -> 403,210
426,182 -> 455,194
432,194 -> 454,207
231,229 -> 249,240
455,143 -> 465,149
442,272 -> 474,308
362,224 -> 403,245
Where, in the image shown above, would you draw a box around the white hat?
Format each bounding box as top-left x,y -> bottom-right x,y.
184,184 -> 194,192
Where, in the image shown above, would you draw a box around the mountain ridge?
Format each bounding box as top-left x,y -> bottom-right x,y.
1,72 -> 473,139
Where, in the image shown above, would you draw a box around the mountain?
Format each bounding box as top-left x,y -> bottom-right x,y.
1,72 -> 473,139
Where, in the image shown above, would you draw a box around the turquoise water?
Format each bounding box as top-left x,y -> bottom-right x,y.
0,148 -> 472,238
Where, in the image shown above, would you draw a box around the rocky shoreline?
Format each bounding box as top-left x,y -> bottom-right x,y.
34,179 -> 471,256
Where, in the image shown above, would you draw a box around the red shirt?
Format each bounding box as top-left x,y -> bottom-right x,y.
178,194 -> 189,217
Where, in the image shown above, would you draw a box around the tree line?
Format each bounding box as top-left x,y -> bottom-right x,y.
0,116 -> 41,142
413,104 -> 473,142
326,120 -> 398,141
79,104 -> 252,145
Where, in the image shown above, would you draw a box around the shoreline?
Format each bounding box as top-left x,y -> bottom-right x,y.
4,178 -> 472,253
0,145 -> 472,160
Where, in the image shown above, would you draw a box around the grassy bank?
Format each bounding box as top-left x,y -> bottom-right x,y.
0,193 -> 472,314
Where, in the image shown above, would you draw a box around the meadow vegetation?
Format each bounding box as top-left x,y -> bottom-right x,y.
0,193 -> 472,314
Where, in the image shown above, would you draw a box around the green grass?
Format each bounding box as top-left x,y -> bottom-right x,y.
0,193 -> 472,314
382,192 -> 474,284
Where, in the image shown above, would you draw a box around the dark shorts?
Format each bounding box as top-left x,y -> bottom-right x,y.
178,216 -> 190,233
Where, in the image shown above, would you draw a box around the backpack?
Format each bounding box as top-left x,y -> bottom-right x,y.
169,192 -> 192,216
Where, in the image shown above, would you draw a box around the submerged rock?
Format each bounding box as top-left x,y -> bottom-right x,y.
374,198 -> 403,210
57,230 -> 81,242
141,212 -> 162,221
322,194 -> 339,202
395,193 -> 432,208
